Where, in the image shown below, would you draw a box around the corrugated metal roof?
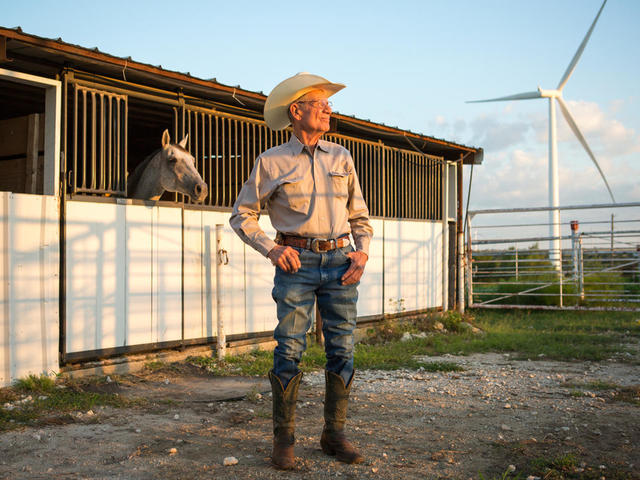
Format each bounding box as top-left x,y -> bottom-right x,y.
0,26 -> 482,164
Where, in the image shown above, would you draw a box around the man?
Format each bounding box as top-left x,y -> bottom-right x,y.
230,72 -> 373,469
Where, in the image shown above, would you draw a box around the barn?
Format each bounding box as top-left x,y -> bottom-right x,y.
0,27 -> 483,386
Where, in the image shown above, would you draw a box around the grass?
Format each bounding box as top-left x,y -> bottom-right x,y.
0,374 -> 142,431
186,309 -> 639,378
4,308 -> 637,430
562,379 -> 640,406
430,309 -> 640,362
487,441 -> 637,480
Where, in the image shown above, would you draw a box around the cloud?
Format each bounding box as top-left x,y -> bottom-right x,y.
468,146 -> 640,212
468,149 -> 548,209
535,100 -> 640,157
427,112 -> 531,151
468,115 -> 531,151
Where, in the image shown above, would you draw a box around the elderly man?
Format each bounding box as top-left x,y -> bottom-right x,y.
230,72 -> 373,469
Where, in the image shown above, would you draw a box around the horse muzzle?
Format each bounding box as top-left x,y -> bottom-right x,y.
192,181 -> 208,203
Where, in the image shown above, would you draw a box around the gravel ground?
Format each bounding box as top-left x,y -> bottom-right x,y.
1,353 -> 638,479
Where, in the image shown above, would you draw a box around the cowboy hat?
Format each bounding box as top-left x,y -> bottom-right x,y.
263,72 -> 345,131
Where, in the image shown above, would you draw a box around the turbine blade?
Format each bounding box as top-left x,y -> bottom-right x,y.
466,91 -> 542,103
557,0 -> 607,90
556,97 -> 616,202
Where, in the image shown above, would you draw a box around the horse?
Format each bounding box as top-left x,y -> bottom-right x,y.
127,129 -> 208,202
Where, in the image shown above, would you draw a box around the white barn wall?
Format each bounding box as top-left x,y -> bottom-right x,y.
383,219 -> 442,313
124,204 -> 153,347
245,216 -> 278,333
357,218 -> 384,317
154,207 -> 182,343
426,221 -> 444,308
66,201 -> 125,352
66,201 -> 186,353
0,193 -> 59,387
183,209 -> 205,339
64,204 -> 444,355
202,211 -> 246,337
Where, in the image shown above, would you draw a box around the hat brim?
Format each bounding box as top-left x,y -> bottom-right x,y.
264,74 -> 345,131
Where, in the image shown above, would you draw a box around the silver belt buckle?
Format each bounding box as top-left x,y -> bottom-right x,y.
311,238 -> 323,253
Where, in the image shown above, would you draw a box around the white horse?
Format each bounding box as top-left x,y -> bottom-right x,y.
127,129 -> 208,202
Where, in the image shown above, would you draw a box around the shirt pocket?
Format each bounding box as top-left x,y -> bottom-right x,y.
280,177 -> 310,214
328,170 -> 349,199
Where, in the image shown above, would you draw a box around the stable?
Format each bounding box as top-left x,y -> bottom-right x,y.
0,27 -> 482,386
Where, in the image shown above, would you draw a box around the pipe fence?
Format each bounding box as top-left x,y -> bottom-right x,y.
466,203 -> 640,310
65,75 -> 445,221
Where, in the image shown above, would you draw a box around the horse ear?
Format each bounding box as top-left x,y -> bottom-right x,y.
161,129 -> 171,148
178,134 -> 189,149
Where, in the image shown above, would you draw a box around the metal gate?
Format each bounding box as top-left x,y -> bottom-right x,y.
69,84 -> 128,196
467,202 -> 640,310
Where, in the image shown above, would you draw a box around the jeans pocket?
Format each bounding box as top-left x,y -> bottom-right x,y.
337,244 -> 354,260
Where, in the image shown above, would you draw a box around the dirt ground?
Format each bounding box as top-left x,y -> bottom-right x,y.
1,352 -> 638,480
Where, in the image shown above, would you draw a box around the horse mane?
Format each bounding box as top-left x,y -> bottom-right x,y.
127,148 -> 160,197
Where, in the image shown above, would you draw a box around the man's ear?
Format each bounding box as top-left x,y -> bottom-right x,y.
289,103 -> 301,121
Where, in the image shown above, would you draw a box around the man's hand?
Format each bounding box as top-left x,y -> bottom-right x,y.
341,250 -> 368,285
267,245 -> 301,273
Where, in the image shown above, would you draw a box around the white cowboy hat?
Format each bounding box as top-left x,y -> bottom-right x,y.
263,72 -> 345,131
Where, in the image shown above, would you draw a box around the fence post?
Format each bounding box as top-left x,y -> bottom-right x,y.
215,224 -> 227,361
515,245 -> 519,281
571,221 -> 579,280
611,214 -> 614,267
579,234 -> 585,301
465,215 -> 473,307
457,154 -> 464,313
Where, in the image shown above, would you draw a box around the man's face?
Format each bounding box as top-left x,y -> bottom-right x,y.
291,90 -> 332,136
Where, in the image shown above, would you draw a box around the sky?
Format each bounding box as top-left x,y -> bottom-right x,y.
3,0 -> 640,244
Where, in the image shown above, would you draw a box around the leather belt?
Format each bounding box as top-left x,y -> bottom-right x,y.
277,234 -> 350,253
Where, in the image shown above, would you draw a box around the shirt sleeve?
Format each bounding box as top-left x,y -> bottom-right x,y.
229,157 -> 278,257
346,157 -> 374,255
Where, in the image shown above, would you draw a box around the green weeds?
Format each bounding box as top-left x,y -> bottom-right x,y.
0,374 -> 142,431
186,309 -> 638,379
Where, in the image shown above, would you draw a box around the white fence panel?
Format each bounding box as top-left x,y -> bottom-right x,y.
244,216 -> 278,333
184,209 -> 204,339
383,220 -> 442,313
60,202 -> 445,360
67,202 -> 184,352
357,218 -> 384,317
66,201 -> 126,352
124,204 -> 153,347
425,221 -> 443,308
154,207 -> 182,343
201,211 -> 246,336
0,193 -> 59,387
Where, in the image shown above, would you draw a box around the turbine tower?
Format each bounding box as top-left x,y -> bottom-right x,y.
468,0 -> 615,269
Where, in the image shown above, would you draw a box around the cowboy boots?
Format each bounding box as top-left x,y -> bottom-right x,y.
320,370 -> 364,464
269,370 -> 303,470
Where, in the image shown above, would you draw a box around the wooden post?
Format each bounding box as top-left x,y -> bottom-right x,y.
457,154 -> 465,313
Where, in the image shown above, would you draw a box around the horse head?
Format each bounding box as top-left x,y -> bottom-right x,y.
158,130 -> 208,202
128,130 -> 208,202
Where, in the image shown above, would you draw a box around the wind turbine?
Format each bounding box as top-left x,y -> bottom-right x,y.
468,0 -> 615,269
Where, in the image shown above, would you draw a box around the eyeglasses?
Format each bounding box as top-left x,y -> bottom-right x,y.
295,100 -> 333,110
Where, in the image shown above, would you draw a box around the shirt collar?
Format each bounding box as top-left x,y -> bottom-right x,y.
288,134 -> 329,156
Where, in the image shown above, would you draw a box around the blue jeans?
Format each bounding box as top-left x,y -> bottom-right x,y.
271,244 -> 358,388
